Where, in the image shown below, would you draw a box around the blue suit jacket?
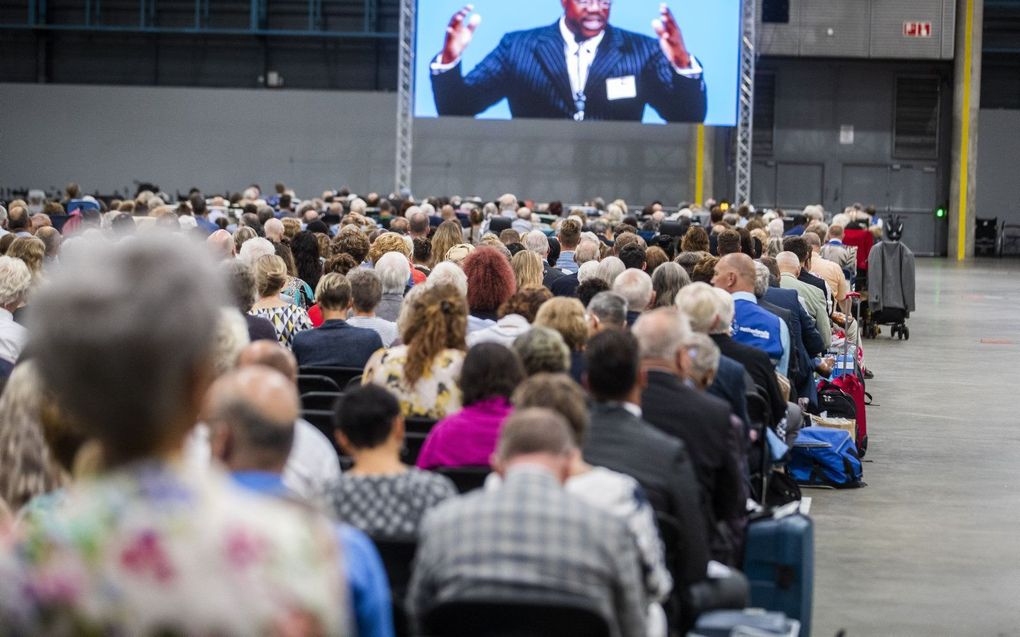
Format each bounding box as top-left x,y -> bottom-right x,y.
708,354 -> 749,428
432,22 -> 707,122
764,286 -> 823,405
292,319 -> 383,369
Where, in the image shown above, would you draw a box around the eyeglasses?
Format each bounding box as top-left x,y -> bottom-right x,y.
571,0 -> 611,8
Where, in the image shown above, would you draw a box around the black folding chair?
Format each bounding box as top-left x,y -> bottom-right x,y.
434,466 -> 491,493
300,391 -> 343,411
404,417 -> 437,436
487,216 -> 512,234
345,374 -> 363,390
371,537 -> 418,637
301,409 -> 341,456
297,374 -> 340,395
423,597 -> 611,637
401,432 -> 428,466
299,366 -> 364,389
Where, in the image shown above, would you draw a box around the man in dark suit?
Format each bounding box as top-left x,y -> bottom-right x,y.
581,328 -> 709,589
431,2 -> 707,122
633,309 -> 744,564
292,274 -> 382,369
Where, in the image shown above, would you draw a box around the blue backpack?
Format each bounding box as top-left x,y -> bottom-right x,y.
789,427 -> 865,488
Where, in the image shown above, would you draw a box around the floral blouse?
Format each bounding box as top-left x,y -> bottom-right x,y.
283,277 -> 315,309
0,462 -> 348,635
362,345 -> 465,420
249,304 -> 313,349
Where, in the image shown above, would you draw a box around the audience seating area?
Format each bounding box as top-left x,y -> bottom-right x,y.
0,185 -> 916,637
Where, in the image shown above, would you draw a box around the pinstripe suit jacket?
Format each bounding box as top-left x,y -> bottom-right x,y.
407,466 -> 647,637
432,21 -> 707,123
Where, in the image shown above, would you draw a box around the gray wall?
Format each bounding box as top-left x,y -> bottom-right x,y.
0,83 -> 694,205
747,59 -> 953,255
975,109 -> 1020,226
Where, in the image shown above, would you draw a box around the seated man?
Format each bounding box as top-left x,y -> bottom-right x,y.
582,329 -> 709,590
408,408 -> 648,637
585,291 -> 628,336
612,269 -> 654,326
346,269 -> 399,346
236,341 -> 342,499
633,309 -> 744,565
204,366 -> 393,637
776,251 -> 831,351
293,273 -> 383,368
712,253 -> 790,376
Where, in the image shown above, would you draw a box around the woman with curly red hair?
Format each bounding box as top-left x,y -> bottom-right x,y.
462,246 -> 517,332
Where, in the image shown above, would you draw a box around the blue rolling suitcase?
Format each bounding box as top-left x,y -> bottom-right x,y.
742,502 -> 813,637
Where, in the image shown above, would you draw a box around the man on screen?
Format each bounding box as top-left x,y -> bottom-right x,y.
431,1 -> 707,123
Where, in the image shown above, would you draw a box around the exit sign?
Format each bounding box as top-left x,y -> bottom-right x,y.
903,21 -> 933,38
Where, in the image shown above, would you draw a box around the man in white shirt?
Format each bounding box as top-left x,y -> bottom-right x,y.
430,2 -> 707,122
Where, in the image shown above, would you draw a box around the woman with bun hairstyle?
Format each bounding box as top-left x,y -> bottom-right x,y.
248,254 -> 312,348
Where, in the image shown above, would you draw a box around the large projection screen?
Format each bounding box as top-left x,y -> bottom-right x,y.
414,1 -> 740,126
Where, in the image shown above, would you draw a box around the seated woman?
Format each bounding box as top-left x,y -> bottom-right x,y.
363,284 -> 467,420
0,235 -> 346,634
534,297 -> 589,384
462,246 -> 516,332
248,254 -> 313,348
329,384 -> 456,539
416,343 -> 524,470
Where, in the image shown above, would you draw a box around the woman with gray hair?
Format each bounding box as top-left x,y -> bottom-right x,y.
651,262 -> 691,309
0,256 -> 31,365
0,234 -> 348,634
374,251 -> 411,323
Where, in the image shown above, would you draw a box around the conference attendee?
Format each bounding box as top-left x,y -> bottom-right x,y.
613,267 -> 654,326
523,229 -> 564,288
223,260 -> 279,343
651,261 -> 690,308
0,257 -> 30,364
686,333 -> 721,390
777,251 -> 831,350
757,261 -> 824,405
510,249 -> 544,290
683,284 -> 785,427
463,246 -> 517,331
292,274 -> 383,369
416,343 -> 524,470
512,325 -> 571,376
468,286 -> 550,347
234,340 -> 343,500
549,239 -> 600,296
715,229 -> 742,257
0,234 -> 348,634
430,2 -> 706,123
782,236 -> 830,309
534,296 -> 588,382
619,243 -> 647,271
585,290 -> 627,336
363,284 -> 467,419
407,208 -> 430,241
35,226 -> 62,270
248,254 -> 313,348
819,223 -> 856,278
291,230 -> 324,292
374,251 -> 411,323
7,237 -> 45,283
509,373 -> 672,631
511,206 -> 534,235
207,229 -> 235,260
408,408 -> 649,637
804,231 -> 850,312
347,269 -> 399,346
334,226 -> 372,265
633,309 -> 744,564
711,253 -> 790,376
329,384 -> 457,538
264,217 -> 285,243
203,366 -> 393,637
429,220 -> 465,268
582,329 -> 709,590
596,255 -> 626,286
553,218 -> 583,273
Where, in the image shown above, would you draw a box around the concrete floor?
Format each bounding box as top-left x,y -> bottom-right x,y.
810,259 -> 1020,637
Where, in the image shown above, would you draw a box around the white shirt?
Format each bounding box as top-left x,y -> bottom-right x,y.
0,308 -> 26,364
466,313 -> 531,348
282,419 -> 342,501
347,315 -> 398,347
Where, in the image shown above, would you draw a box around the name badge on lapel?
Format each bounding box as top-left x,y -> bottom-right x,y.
606,75 -> 637,101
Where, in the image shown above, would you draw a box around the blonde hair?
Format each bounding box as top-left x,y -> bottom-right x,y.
369,232 -> 412,264
253,254 -> 288,297
534,297 -> 587,351
511,250 -> 544,290
401,284 -> 468,385
7,237 -> 45,280
430,220 -> 465,267
281,217 -> 301,241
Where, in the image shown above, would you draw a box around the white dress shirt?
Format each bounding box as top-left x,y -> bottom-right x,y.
0,308 -> 26,364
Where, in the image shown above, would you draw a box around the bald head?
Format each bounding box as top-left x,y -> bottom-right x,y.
238,340 -> 298,383
776,251 -> 801,275
712,253 -> 756,294
204,365 -> 299,472
207,229 -> 235,260
264,218 -> 285,242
